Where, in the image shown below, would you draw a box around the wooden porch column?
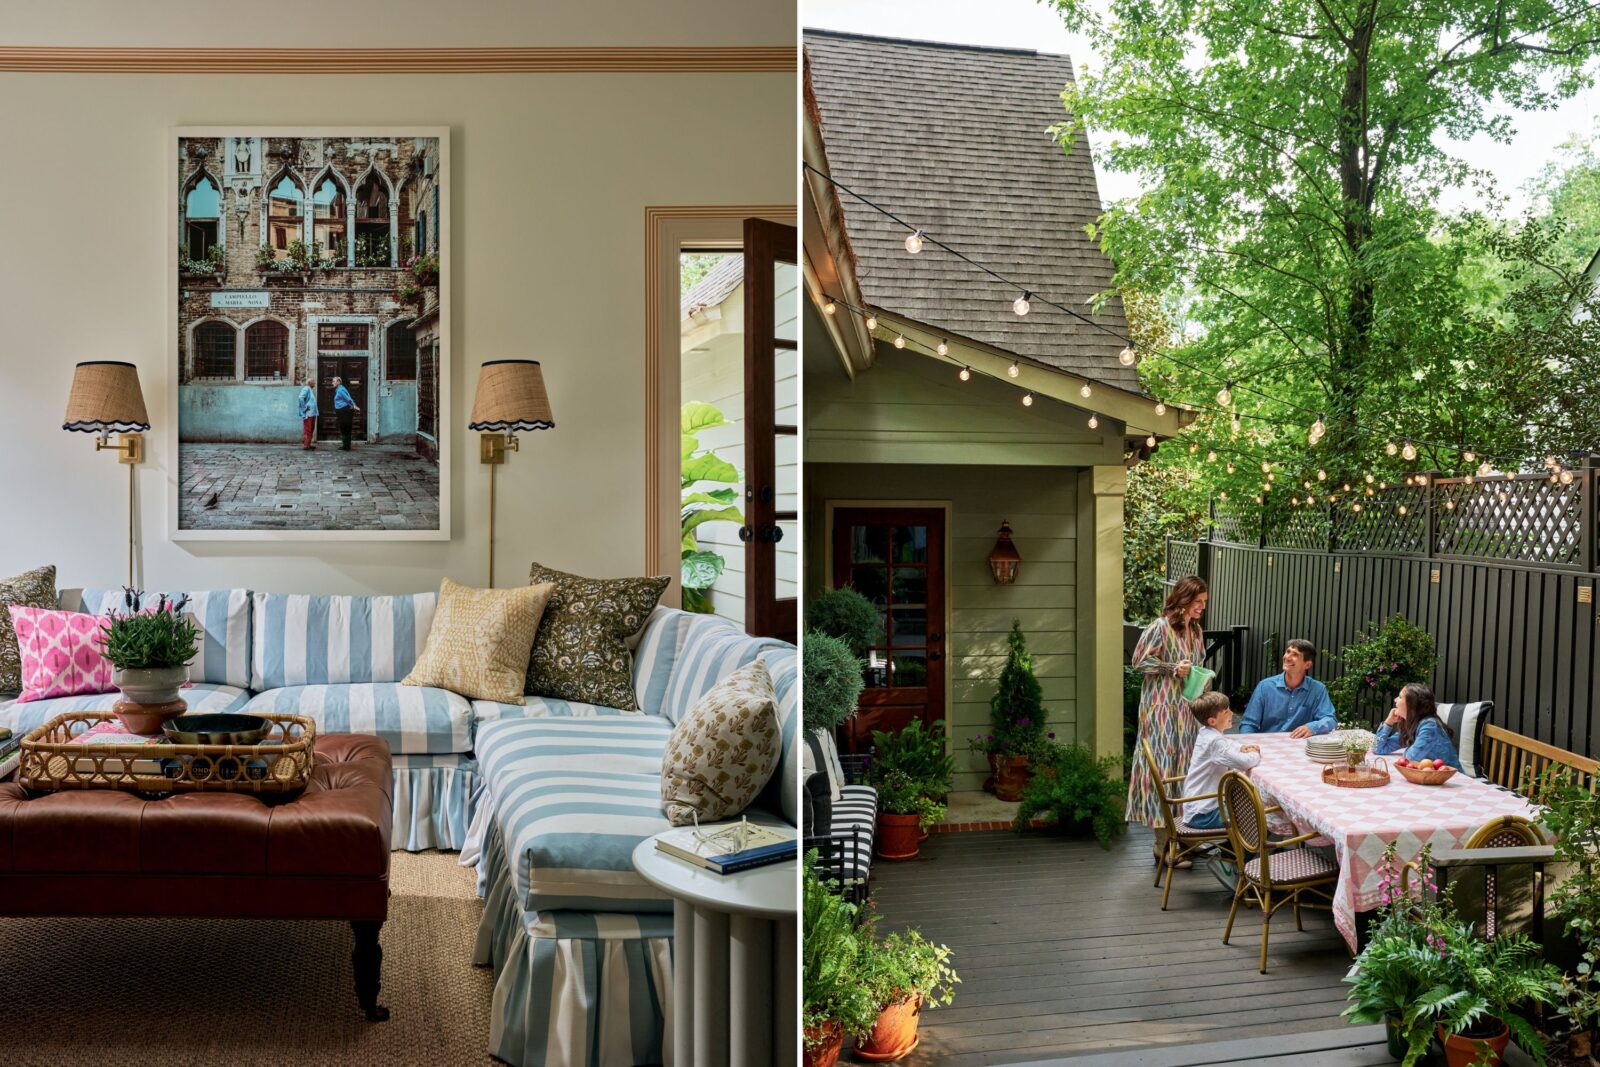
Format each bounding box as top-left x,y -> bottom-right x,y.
1077,465 -> 1126,766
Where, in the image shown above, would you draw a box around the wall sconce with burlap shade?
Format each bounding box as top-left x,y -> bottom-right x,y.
63,360 -> 150,584
468,360 -> 554,586
988,520 -> 1021,585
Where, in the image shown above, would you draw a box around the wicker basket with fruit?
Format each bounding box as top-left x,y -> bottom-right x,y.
1393,755 -> 1457,785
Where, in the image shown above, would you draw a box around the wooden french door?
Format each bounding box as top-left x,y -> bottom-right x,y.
317,356 -> 368,441
832,507 -> 946,752
742,218 -> 798,643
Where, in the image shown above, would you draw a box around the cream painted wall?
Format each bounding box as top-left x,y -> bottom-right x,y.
3,0 -> 793,47
0,71 -> 793,594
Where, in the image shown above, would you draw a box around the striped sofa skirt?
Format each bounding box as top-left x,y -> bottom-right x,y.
473,817 -> 672,1067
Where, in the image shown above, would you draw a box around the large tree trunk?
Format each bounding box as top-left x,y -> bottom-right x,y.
1331,11 -> 1376,469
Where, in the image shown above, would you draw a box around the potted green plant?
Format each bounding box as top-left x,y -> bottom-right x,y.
855,929 -> 959,1062
1431,918 -> 1559,1067
871,719 -> 955,841
806,586 -> 879,657
872,769 -> 945,861
968,620 -> 1047,800
1328,615 -> 1437,722
1528,768 -> 1600,1062
802,856 -> 877,1067
100,590 -> 200,734
803,632 -> 865,735
1012,739 -> 1125,848
1340,733 -> 1373,771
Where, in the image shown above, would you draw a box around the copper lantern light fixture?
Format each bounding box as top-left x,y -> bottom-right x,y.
988,520 -> 1021,585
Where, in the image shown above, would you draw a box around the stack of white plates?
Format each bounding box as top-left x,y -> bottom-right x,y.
1305,736 -> 1347,764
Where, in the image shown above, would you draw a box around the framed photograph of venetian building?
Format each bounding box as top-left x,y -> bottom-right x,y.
168,126 -> 449,540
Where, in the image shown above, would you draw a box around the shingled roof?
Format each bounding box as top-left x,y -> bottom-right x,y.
804,29 -> 1138,392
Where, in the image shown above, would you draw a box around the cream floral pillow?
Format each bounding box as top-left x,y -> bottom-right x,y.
660,660 -> 781,827
403,578 -> 555,704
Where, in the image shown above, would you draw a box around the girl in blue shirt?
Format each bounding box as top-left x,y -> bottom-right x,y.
1374,683 -> 1462,771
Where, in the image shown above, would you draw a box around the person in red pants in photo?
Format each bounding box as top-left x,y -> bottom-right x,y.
296,374 -> 319,449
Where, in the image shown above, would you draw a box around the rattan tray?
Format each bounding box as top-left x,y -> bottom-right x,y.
17,712 -> 315,795
1322,758 -> 1390,788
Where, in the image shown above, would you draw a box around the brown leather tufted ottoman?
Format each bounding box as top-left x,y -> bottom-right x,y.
0,733 -> 394,1020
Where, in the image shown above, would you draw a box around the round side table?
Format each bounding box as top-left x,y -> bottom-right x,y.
632,835 -> 797,1067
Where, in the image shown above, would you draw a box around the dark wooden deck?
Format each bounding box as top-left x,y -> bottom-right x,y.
866,827 -> 1362,1065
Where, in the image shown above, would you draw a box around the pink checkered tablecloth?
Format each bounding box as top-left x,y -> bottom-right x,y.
1244,732 -> 1540,952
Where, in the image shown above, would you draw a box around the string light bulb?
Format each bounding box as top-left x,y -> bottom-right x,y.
1080,382 -> 1092,399
1386,442 -> 1399,456
1365,473 -> 1375,484
1118,345 -> 1136,366
1402,441 -> 1417,461
936,339 -> 949,357
1088,413 -> 1099,429
1478,461 -> 1492,478
1226,462 -> 1235,474
1353,503 -> 1362,513
1262,462 -> 1272,474
1189,441 -> 1198,454
1217,381 -> 1233,407
1310,413 -> 1326,443
865,313 -> 878,332
1013,290 -> 1032,316
1154,400 -> 1166,416
1398,505 -> 1408,515
1463,451 -> 1475,463
1317,469 -> 1327,482
1218,490 -> 1228,500
1021,391 -> 1034,407
1145,434 -> 1156,448
1445,499 -> 1456,510
1343,483 -> 1352,492
1007,360 -> 1019,379
1465,474 -> 1475,485
1303,480 -> 1311,490
1207,450 -> 1218,463
893,333 -> 906,349
1561,469 -> 1575,485
823,299 -> 837,316
958,366 -> 971,382
904,229 -> 924,254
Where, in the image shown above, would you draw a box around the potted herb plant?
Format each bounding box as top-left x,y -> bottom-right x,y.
803,856 -> 877,1067
872,769 -> 945,861
969,620 -> 1048,801
100,590 -> 200,734
855,929 -> 959,1062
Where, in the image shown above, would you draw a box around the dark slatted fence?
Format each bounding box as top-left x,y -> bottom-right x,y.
1165,469 -> 1600,759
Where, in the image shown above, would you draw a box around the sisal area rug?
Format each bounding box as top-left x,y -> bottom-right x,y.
0,851 -> 498,1065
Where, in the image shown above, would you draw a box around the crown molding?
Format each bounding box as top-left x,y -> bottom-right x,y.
0,46 -> 795,73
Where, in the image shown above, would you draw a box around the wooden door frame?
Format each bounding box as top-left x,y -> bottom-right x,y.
742,217 -> 797,641
646,206 -> 795,592
823,498 -> 955,757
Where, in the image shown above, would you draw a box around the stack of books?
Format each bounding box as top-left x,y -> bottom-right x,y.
655,819 -> 797,876
68,720 -> 172,775
0,727 -> 18,765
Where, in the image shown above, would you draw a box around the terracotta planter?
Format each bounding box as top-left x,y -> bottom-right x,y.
855,996 -> 922,1062
876,813 -> 922,860
993,755 -> 1033,802
1438,1020 -> 1510,1067
112,667 -> 189,735
803,1021 -> 843,1067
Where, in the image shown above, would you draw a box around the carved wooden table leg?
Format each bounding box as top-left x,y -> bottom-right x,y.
351,920 -> 390,1021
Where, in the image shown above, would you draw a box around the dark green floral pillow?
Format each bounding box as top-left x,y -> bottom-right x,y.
0,565 -> 57,695
525,563 -> 670,710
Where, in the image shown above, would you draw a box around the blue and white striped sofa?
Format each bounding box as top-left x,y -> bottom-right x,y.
463,608 -> 799,1067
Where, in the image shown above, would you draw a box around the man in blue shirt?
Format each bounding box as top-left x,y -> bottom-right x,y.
332,376 -> 360,451
296,376 -> 319,450
1238,639 -> 1336,738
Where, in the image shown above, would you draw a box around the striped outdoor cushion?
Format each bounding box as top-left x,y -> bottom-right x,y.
477,715 -> 677,912
243,681 -> 471,754
1438,700 -> 1491,778
74,588 -> 252,690
0,682 -> 251,737
250,592 -> 436,690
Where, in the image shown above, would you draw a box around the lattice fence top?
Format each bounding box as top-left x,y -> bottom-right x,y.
1203,471 -> 1595,570
1166,540 -> 1199,583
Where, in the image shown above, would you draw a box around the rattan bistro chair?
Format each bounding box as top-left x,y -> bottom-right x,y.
1463,814 -> 1548,850
1218,770 -> 1338,973
1142,738 -> 1232,910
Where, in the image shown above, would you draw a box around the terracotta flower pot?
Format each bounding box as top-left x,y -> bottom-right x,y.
112,667 -> 189,735
1438,1020 -> 1510,1067
993,755 -> 1033,802
876,813 -> 922,860
855,996 -> 923,1062
803,1021 -> 843,1067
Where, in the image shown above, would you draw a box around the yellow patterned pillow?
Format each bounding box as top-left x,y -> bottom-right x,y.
660,660 -> 781,827
403,578 -> 556,704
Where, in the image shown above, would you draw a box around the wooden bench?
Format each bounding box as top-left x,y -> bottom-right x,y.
1479,723 -> 1598,799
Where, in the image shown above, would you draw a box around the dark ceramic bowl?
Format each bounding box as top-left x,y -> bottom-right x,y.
162,713 -> 272,746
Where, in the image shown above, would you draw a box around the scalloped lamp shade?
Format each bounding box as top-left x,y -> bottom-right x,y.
63,361 -> 149,433
468,360 -> 554,432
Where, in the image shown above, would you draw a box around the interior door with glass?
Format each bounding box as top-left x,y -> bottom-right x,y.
742,218 -> 798,642
831,507 -> 946,752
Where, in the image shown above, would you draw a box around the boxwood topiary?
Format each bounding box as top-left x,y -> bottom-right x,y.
805,587 -> 880,658
803,630 -> 865,732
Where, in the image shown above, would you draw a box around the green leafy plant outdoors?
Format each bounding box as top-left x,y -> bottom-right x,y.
179,244 -> 224,275
860,929 -> 960,1013
802,632 -> 864,732
99,590 -> 200,672
806,587 -> 879,657
875,769 -> 946,831
1533,768 -> 1600,1056
679,401 -> 745,613
353,231 -> 391,267
1327,616 -> 1437,721
970,621 -> 1048,760
1012,741 -> 1125,848
802,854 -> 878,1048
869,719 -> 954,799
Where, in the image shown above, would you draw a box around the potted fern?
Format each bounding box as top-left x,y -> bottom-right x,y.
101,590 -> 200,734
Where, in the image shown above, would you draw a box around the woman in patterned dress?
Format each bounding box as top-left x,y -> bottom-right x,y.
1127,576 -> 1210,858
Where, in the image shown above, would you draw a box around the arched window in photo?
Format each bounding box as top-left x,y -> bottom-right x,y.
193,321 -> 238,380
245,320 -> 289,380
184,173 -> 221,263
386,321 -> 416,381
267,174 -> 306,256
312,176 -> 347,266
355,173 -> 391,266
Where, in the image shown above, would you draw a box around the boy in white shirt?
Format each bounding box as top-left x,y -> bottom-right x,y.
1182,691 -> 1260,831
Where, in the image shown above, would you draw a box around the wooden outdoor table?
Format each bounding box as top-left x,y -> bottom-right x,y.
1242,732 -> 1540,952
